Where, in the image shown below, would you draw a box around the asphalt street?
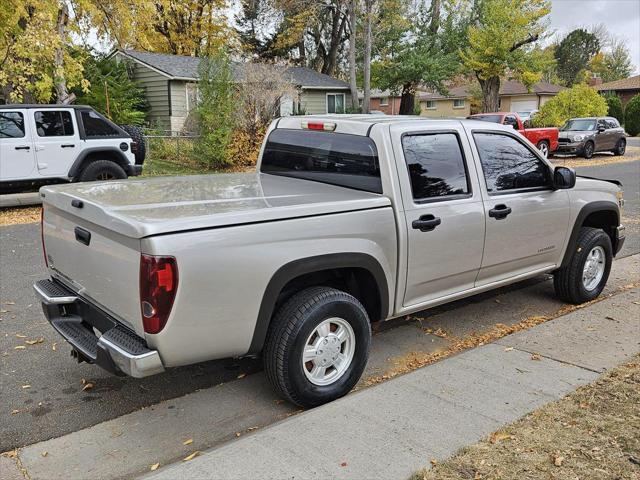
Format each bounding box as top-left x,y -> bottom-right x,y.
0,159 -> 638,451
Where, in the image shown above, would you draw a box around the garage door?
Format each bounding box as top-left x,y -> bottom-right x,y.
511,99 -> 538,112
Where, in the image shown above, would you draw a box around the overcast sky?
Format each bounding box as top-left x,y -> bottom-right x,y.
549,0 -> 640,75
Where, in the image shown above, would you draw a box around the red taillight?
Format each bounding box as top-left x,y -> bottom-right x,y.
40,208 -> 48,267
139,254 -> 178,334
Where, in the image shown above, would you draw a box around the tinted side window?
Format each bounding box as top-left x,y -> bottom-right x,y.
35,111 -> 74,137
261,129 -> 381,193
81,110 -> 121,137
402,133 -> 469,200
606,118 -> 619,128
0,112 -> 25,138
473,133 -> 550,192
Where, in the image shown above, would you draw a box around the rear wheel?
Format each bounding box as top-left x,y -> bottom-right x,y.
612,138 -> 626,156
536,140 -> 550,158
263,286 -> 371,408
553,227 -> 612,304
78,160 -> 127,182
119,125 -> 146,164
582,141 -> 594,159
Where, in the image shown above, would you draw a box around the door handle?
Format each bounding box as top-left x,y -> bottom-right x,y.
412,214 -> 441,232
74,227 -> 91,246
61,144 -> 75,148
488,204 -> 512,219
15,145 -> 30,150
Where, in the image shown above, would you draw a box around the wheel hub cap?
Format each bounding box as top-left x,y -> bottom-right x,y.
582,246 -> 605,291
302,317 -> 355,386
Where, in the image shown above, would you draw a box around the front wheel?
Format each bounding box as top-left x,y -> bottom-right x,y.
263,287 -> 371,408
553,227 -> 612,304
536,140 -> 550,158
582,141 -> 594,159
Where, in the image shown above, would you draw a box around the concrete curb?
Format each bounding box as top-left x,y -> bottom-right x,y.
0,192 -> 41,208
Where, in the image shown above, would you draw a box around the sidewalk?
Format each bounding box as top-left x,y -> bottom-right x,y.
144,288 -> 640,480
0,192 -> 41,208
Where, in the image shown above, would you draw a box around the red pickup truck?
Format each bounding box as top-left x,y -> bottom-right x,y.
468,112 -> 559,158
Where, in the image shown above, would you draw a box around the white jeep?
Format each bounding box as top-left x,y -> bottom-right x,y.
0,104 -> 144,192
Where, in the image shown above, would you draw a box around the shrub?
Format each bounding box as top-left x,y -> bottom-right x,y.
604,93 -> 624,124
532,83 -> 608,127
625,94 -> 640,136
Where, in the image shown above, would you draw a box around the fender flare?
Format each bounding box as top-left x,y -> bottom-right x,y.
248,252 -> 390,355
560,200 -> 620,267
68,147 -> 133,179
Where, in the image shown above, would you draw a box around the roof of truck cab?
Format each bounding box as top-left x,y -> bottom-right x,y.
0,104 -> 93,110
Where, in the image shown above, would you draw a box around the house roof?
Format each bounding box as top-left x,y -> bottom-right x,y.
596,75 -> 640,92
418,80 -> 564,101
118,50 -> 349,89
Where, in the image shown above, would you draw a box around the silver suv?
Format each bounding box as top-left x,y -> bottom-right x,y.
34,115 -> 625,407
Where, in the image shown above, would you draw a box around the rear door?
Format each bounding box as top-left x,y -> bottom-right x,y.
0,109 -> 36,180
391,123 -> 485,307
32,109 -> 80,177
469,129 -> 570,285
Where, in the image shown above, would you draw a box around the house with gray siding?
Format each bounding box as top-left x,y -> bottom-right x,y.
114,50 -> 351,132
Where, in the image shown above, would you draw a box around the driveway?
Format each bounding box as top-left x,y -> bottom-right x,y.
1,159 -> 638,451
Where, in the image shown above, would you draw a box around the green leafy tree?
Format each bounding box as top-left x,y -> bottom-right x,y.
461,0 -> 551,113
532,83 -> 607,127
554,29 -> 600,86
625,94 -> 640,136
194,50 -> 235,169
73,54 -> 148,125
588,40 -> 633,83
603,93 -> 623,124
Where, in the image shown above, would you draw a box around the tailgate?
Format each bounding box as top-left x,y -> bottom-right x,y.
42,204 -> 144,336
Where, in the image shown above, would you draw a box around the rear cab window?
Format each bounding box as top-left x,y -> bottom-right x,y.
80,110 -> 124,137
261,129 -> 382,193
0,112 -> 25,138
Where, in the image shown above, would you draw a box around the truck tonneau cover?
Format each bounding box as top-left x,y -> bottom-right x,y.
40,173 -> 391,238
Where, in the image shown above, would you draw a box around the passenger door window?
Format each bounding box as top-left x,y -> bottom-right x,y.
0,112 -> 25,138
473,132 -> 550,192
35,111 -> 74,137
402,133 -> 470,201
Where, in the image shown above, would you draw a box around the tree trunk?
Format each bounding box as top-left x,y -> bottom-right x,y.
54,4 -> 70,104
362,0 -> 373,113
478,75 -> 500,112
429,0 -> 441,34
348,0 -> 359,111
399,82 -> 416,115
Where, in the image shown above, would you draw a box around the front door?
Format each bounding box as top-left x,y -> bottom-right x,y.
470,130 -> 570,285
0,109 -> 36,180
32,109 -> 80,177
392,124 -> 486,307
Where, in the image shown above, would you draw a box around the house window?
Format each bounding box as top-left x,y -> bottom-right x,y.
453,99 -> 465,108
380,97 -> 389,106
425,100 -> 436,109
327,93 -> 345,114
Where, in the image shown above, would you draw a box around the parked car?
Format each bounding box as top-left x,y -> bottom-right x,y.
0,104 -> 144,192
468,112 -> 558,158
516,109 -> 538,123
34,116 -> 625,408
557,117 -> 626,159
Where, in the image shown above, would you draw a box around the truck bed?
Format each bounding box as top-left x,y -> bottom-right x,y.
40,173 -> 390,239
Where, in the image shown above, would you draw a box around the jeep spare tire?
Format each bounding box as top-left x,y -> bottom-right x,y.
79,160 -> 127,182
119,125 -> 146,164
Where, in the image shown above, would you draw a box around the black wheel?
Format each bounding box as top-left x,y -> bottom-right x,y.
536,140 -> 550,158
553,227 -> 612,304
612,138 -> 626,156
78,160 -> 127,182
263,286 -> 371,408
582,141 -> 594,159
119,125 -> 146,164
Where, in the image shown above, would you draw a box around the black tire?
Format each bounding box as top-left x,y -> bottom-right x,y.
263,286 -> 371,408
553,227 -> 613,304
582,141 -> 594,159
612,138 -> 626,156
120,125 -> 146,164
536,140 -> 550,158
78,160 -> 127,182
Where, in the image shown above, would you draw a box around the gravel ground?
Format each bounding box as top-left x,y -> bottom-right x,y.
411,356 -> 640,480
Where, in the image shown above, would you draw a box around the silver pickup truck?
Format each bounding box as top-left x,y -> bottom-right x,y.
34,115 -> 625,407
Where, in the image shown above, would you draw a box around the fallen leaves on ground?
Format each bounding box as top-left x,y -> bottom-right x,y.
1,449 -> 18,458
182,451 -> 200,462
182,439 -> 193,445
25,338 -> 44,345
489,432 -> 512,444
150,463 -> 160,471
41,451 -> 48,457
551,146 -> 640,169
14,346 -> 26,350
0,207 -> 41,226
531,353 -> 542,361
236,373 -> 246,379
21,385 -> 31,389
81,379 -> 95,391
